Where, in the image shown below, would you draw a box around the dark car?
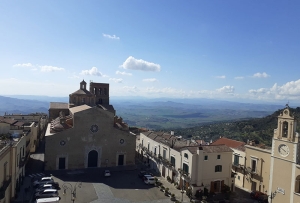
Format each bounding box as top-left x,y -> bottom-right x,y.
34,189 -> 59,199
35,184 -> 56,193
250,191 -> 268,202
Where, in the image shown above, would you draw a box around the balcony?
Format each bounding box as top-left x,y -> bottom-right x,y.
0,176 -> 12,199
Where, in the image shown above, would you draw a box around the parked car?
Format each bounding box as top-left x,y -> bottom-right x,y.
250,190 -> 268,202
33,177 -> 54,187
104,170 -> 111,177
144,176 -> 155,185
35,196 -> 60,203
35,181 -> 59,189
35,189 -> 59,199
143,174 -> 153,181
138,171 -> 153,178
35,184 -> 56,193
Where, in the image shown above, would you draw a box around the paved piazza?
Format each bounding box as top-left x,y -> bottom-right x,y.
54,169 -> 186,203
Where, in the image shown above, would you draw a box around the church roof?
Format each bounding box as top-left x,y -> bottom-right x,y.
70,89 -> 93,95
49,102 -> 69,109
69,104 -> 91,114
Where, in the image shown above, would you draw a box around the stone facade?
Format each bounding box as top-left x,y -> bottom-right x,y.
45,81 -> 135,170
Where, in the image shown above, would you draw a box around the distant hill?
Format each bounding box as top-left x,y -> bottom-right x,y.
173,107 -> 300,146
0,96 -> 49,115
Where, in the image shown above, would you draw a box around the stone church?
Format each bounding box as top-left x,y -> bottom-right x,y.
44,80 -> 136,170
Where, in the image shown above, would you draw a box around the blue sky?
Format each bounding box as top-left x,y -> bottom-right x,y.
1,1 -> 300,103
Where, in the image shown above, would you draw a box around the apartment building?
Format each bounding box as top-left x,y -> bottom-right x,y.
137,131 -> 233,195
211,137 -> 246,190
0,135 -> 26,203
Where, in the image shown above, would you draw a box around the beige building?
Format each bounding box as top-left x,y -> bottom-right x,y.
0,135 -> 26,203
244,143 -> 271,193
211,137 -> 246,190
137,131 -> 233,195
45,81 -> 136,170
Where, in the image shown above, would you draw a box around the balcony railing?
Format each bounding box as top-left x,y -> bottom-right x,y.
0,176 -> 12,199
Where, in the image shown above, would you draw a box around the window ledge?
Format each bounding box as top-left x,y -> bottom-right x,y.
294,192 -> 300,196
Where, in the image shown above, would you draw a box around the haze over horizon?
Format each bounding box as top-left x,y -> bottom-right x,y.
1,1 -> 300,103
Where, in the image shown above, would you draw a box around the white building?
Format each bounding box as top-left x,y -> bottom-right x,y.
137,131 -> 233,195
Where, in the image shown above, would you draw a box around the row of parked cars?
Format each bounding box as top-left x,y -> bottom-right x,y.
32,176 -> 60,201
138,170 -> 156,185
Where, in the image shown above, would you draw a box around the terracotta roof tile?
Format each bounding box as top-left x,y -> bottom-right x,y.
211,137 -> 245,151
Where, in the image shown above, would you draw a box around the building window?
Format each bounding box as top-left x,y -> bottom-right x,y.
238,176 -> 240,180
184,153 -> 188,159
251,159 -> 257,173
282,121 -> 288,138
171,156 -> 175,167
234,154 -> 239,166
183,163 -> 189,174
204,155 -> 208,160
215,165 -> 222,172
154,147 -> 157,155
295,175 -> 300,193
142,140 -> 143,147
217,155 -> 221,159
82,98 -> 85,103
163,149 -> 167,159
148,143 -> 150,151
104,88 -> 107,95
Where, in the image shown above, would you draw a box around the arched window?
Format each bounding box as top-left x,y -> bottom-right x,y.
184,153 -> 188,159
99,88 -> 102,95
282,121 -> 288,138
295,176 -> 300,193
104,88 -> 107,95
94,87 -> 97,95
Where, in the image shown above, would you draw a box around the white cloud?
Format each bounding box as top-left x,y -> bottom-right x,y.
120,56 -> 161,72
216,86 -> 235,94
248,79 -> 300,100
80,67 -> 103,76
13,63 -> 34,67
253,72 -> 270,78
116,71 -> 132,76
234,76 -> 244,80
143,78 -> 158,82
215,75 -> 226,79
40,65 -> 64,72
109,78 -> 123,83
102,33 -> 120,40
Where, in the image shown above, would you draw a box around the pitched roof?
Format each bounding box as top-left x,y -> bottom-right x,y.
210,137 -> 245,151
49,102 -> 69,109
70,89 -> 93,95
182,145 -> 233,154
69,104 -> 91,114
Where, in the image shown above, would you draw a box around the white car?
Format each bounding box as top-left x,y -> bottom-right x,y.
144,176 -> 155,185
104,170 -> 111,177
35,184 -> 55,193
33,177 -> 54,187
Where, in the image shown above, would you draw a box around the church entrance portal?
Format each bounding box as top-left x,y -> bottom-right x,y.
88,150 -> 98,167
58,157 -> 66,169
118,154 -> 124,166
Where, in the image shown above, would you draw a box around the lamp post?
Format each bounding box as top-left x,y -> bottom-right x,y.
266,190 -> 277,203
63,182 -> 82,203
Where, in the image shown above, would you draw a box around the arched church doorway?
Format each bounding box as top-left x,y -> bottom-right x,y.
88,150 -> 98,167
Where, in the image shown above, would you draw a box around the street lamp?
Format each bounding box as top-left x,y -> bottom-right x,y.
63,182 -> 82,203
266,190 -> 277,203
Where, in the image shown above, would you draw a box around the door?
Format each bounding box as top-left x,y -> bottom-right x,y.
251,181 -> 257,191
88,150 -> 98,167
118,154 -> 124,166
162,166 -> 166,177
58,157 -> 66,169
